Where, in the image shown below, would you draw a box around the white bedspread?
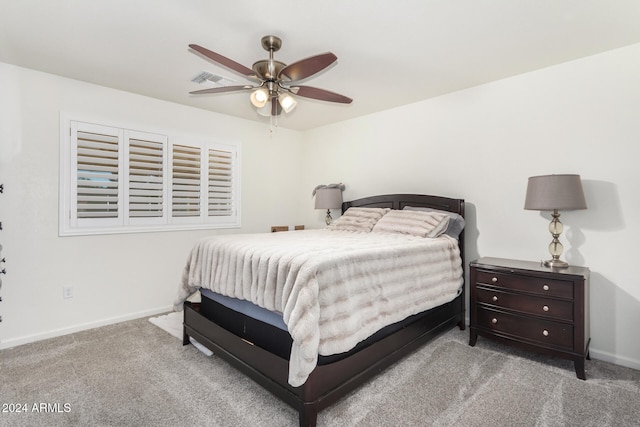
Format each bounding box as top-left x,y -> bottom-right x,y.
174,229 -> 463,387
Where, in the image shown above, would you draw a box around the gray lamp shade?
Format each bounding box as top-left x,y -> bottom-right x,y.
524,174 -> 587,211
314,188 -> 343,210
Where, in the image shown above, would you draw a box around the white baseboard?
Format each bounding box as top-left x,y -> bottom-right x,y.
588,347 -> 640,372
0,305 -> 173,350
4,309 -> 639,374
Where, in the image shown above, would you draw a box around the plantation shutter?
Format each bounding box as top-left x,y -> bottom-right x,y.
127,133 -> 166,219
172,144 -> 202,217
62,117 -> 240,235
75,125 -> 120,220
208,147 -> 235,217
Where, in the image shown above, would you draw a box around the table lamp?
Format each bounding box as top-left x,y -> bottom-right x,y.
313,184 -> 344,225
524,174 -> 587,268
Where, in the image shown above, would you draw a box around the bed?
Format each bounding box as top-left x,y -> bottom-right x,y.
177,194 -> 465,426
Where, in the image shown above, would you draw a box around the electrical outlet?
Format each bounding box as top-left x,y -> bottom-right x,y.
63,286 -> 73,299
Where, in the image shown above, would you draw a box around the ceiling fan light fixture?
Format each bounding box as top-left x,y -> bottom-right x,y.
278,92 -> 297,113
250,88 -> 269,108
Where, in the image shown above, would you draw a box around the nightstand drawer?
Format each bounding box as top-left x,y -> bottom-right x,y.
475,287 -> 574,321
475,270 -> 573,299
477,306 -> 573,350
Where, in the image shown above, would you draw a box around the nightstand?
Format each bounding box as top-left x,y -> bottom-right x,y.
469,257 -> 590,379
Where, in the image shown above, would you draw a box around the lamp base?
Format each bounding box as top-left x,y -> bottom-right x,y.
325,209 -> 333,225
542,259 -> 569,268
543,210 -> 569,269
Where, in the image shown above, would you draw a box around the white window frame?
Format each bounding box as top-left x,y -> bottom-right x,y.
60,114 -> 241,236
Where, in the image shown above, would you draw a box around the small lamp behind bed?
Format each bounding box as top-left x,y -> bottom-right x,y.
313,183 -> 345,225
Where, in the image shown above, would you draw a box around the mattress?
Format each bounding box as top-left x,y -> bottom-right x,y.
201,288 -> 287,330
198,288 -> 457,366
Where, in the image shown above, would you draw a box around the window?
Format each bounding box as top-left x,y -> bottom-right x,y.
60,118 -> 240,235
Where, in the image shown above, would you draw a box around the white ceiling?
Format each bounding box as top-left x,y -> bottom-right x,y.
2,0 -> 640,131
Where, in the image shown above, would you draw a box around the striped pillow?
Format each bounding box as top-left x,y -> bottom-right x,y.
371,210 -> 450,238
327,207 -> 390,232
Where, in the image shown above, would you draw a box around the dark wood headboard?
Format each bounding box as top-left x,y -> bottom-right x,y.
342,193 -> 464,217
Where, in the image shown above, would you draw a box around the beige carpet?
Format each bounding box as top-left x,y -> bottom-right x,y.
148,311 -> 184,340
149,311 -> 212,356
1,315 -> 639,426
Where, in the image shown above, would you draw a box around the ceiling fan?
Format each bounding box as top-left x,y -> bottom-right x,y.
189,35 -> 352,117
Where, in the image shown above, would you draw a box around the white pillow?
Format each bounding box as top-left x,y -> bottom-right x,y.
327,207 -> 390,232
403,206 -> 465,238
371,210 -> 450,238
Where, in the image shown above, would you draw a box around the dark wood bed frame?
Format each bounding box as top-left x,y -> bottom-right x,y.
183,194 -> 465,426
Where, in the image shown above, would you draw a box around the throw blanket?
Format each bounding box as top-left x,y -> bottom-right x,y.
174,229 -> 463,387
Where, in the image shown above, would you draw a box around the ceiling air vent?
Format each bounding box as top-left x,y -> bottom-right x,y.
191,71 -> 236,87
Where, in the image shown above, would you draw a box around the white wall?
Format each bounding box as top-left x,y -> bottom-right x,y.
2,42 -> 639,372
0,63 -> 303,348
301,43 -> 640,370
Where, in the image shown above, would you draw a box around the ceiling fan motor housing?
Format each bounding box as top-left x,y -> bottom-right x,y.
252,60 -> 286,81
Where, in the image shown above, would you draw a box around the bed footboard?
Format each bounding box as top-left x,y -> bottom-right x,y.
183,294 -> 464,427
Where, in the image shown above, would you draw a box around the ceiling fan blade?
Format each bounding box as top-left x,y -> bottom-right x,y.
189,85 -> 252,95
278,52 -> 337,82
189,44 -> 255,78
290,86 -> 353,104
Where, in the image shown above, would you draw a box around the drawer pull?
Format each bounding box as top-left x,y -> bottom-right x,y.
492,296 -> 498,302
543,284 -> 550,291
543,305 -> 549,312
542,330 -> 549,337
491,277 -> 498,283
491,318 -> 498,324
